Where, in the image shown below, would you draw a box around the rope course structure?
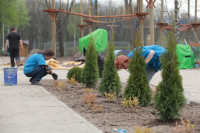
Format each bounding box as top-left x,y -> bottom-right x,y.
43,9 -> 60,21
189,42 -> 200,47
43,8 -> 149,28
156,22 -> 200,32
146,0 -> 156,8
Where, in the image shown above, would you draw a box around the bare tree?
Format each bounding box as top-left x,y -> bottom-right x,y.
44,0 -> 75,57
174,0 -> 180,43
23,0 -> 51,50
57,0 -> 75,57
124,0 -> 135,49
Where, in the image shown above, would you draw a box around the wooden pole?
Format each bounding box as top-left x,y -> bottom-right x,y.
52,0 -> 56,56
139,0 -> 144,45
109,0 -> 112,22
149,0 -> 154,45
95,0 -> 98,30
194,0 -> 197,43
88,0 -> 92,33
160,0 -> 164,45
80,0 -> 84,37
188,0 -> 190,43
2,14 -> 4,51
195,0 -> 197,23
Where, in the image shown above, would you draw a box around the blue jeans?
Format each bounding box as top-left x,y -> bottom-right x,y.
9,48 -> 20,67
25,66 -> 48,83
146,68 -> 157,82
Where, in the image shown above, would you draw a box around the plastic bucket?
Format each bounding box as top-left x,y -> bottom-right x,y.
4,68 -> 18,86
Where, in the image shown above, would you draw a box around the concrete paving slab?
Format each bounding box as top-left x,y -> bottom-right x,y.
0,85 -> 103,133
0,66 -> 103,133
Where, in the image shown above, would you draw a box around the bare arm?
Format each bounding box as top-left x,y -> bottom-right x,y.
5,39 -> 9,52
145,50 -> 155,64
19,40 -> 23,50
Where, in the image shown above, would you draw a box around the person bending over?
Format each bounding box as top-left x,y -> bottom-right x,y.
23,49 -> 58,85
114,45 -> 167,82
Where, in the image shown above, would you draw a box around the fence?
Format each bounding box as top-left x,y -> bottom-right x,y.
32,42 -> 130,56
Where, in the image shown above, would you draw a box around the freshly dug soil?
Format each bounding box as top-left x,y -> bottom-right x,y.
42,79 -> 200,133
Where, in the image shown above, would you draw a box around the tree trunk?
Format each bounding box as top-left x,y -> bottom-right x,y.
149,0 -> 154,45
129,0 -> 135,49
124,0 -> 134,49
51,0 -> 57,56
56,0 -> 74,57
159,0 -> 164,46
174,0 -> 180,43
57,14 -> 64,57
138,0 -> 144,45
194,0 -> 197,43
188,0 -> 190,43
94,0 -> 98,30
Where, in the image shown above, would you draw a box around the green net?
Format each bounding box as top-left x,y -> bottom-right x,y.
176,44 -> 195,69
79,29 -> 108,53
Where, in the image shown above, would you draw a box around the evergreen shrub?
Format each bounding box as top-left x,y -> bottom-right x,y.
154,31 -> 186,122
98,32 -> 121,96
67,67 -> 82,83
82,38 -> 99,88
123,33 -> 151,107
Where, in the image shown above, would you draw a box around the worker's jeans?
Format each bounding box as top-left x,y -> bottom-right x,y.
97,54 -> 104,78
9,48 -> 20,67
146,68 -> 157,83
25,66 -> 48,83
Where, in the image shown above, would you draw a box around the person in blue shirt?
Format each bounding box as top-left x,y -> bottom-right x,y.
24,49 -> 58,85
114,45 -> 167,82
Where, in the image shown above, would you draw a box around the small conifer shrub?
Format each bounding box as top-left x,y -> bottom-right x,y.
123,33 -> 151,107
98,32 -> 121,96
82,38 -> 99,88
154,31 -> 186,122
67,67 -> 82,83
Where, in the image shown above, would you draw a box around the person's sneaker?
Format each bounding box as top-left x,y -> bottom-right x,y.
31,82 -> 42,85
29,78 -> 33,82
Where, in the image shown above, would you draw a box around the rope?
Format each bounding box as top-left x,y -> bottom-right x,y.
186,17 -> 200,62
164,0 -> 171,23
187,18 -> 200,43
107,0 -> 124,38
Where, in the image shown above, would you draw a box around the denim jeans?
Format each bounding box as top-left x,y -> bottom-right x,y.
25,66 -> 48,83
146,68 -> 157,82
9,48 -> 20,67
97,54 -> 104,78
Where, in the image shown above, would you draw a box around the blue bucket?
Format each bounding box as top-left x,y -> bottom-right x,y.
4,68 -> 18,86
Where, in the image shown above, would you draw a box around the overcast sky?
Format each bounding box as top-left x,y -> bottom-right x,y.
71,0 -> 199,17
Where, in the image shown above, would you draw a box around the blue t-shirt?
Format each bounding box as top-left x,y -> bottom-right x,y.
24,53 -> 47,74
127,45 -> 167,71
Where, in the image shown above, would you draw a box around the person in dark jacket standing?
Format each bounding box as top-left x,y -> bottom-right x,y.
5,27 -> 23,67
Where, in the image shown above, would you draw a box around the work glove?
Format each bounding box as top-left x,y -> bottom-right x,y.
42,65 -> 52,74
52,73 -> 58,80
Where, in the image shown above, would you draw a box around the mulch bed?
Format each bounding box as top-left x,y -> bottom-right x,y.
42,79 -> 200,133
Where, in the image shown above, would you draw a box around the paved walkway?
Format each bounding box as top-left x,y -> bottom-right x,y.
0,56 -> 200,133
0,70 -> 103,133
